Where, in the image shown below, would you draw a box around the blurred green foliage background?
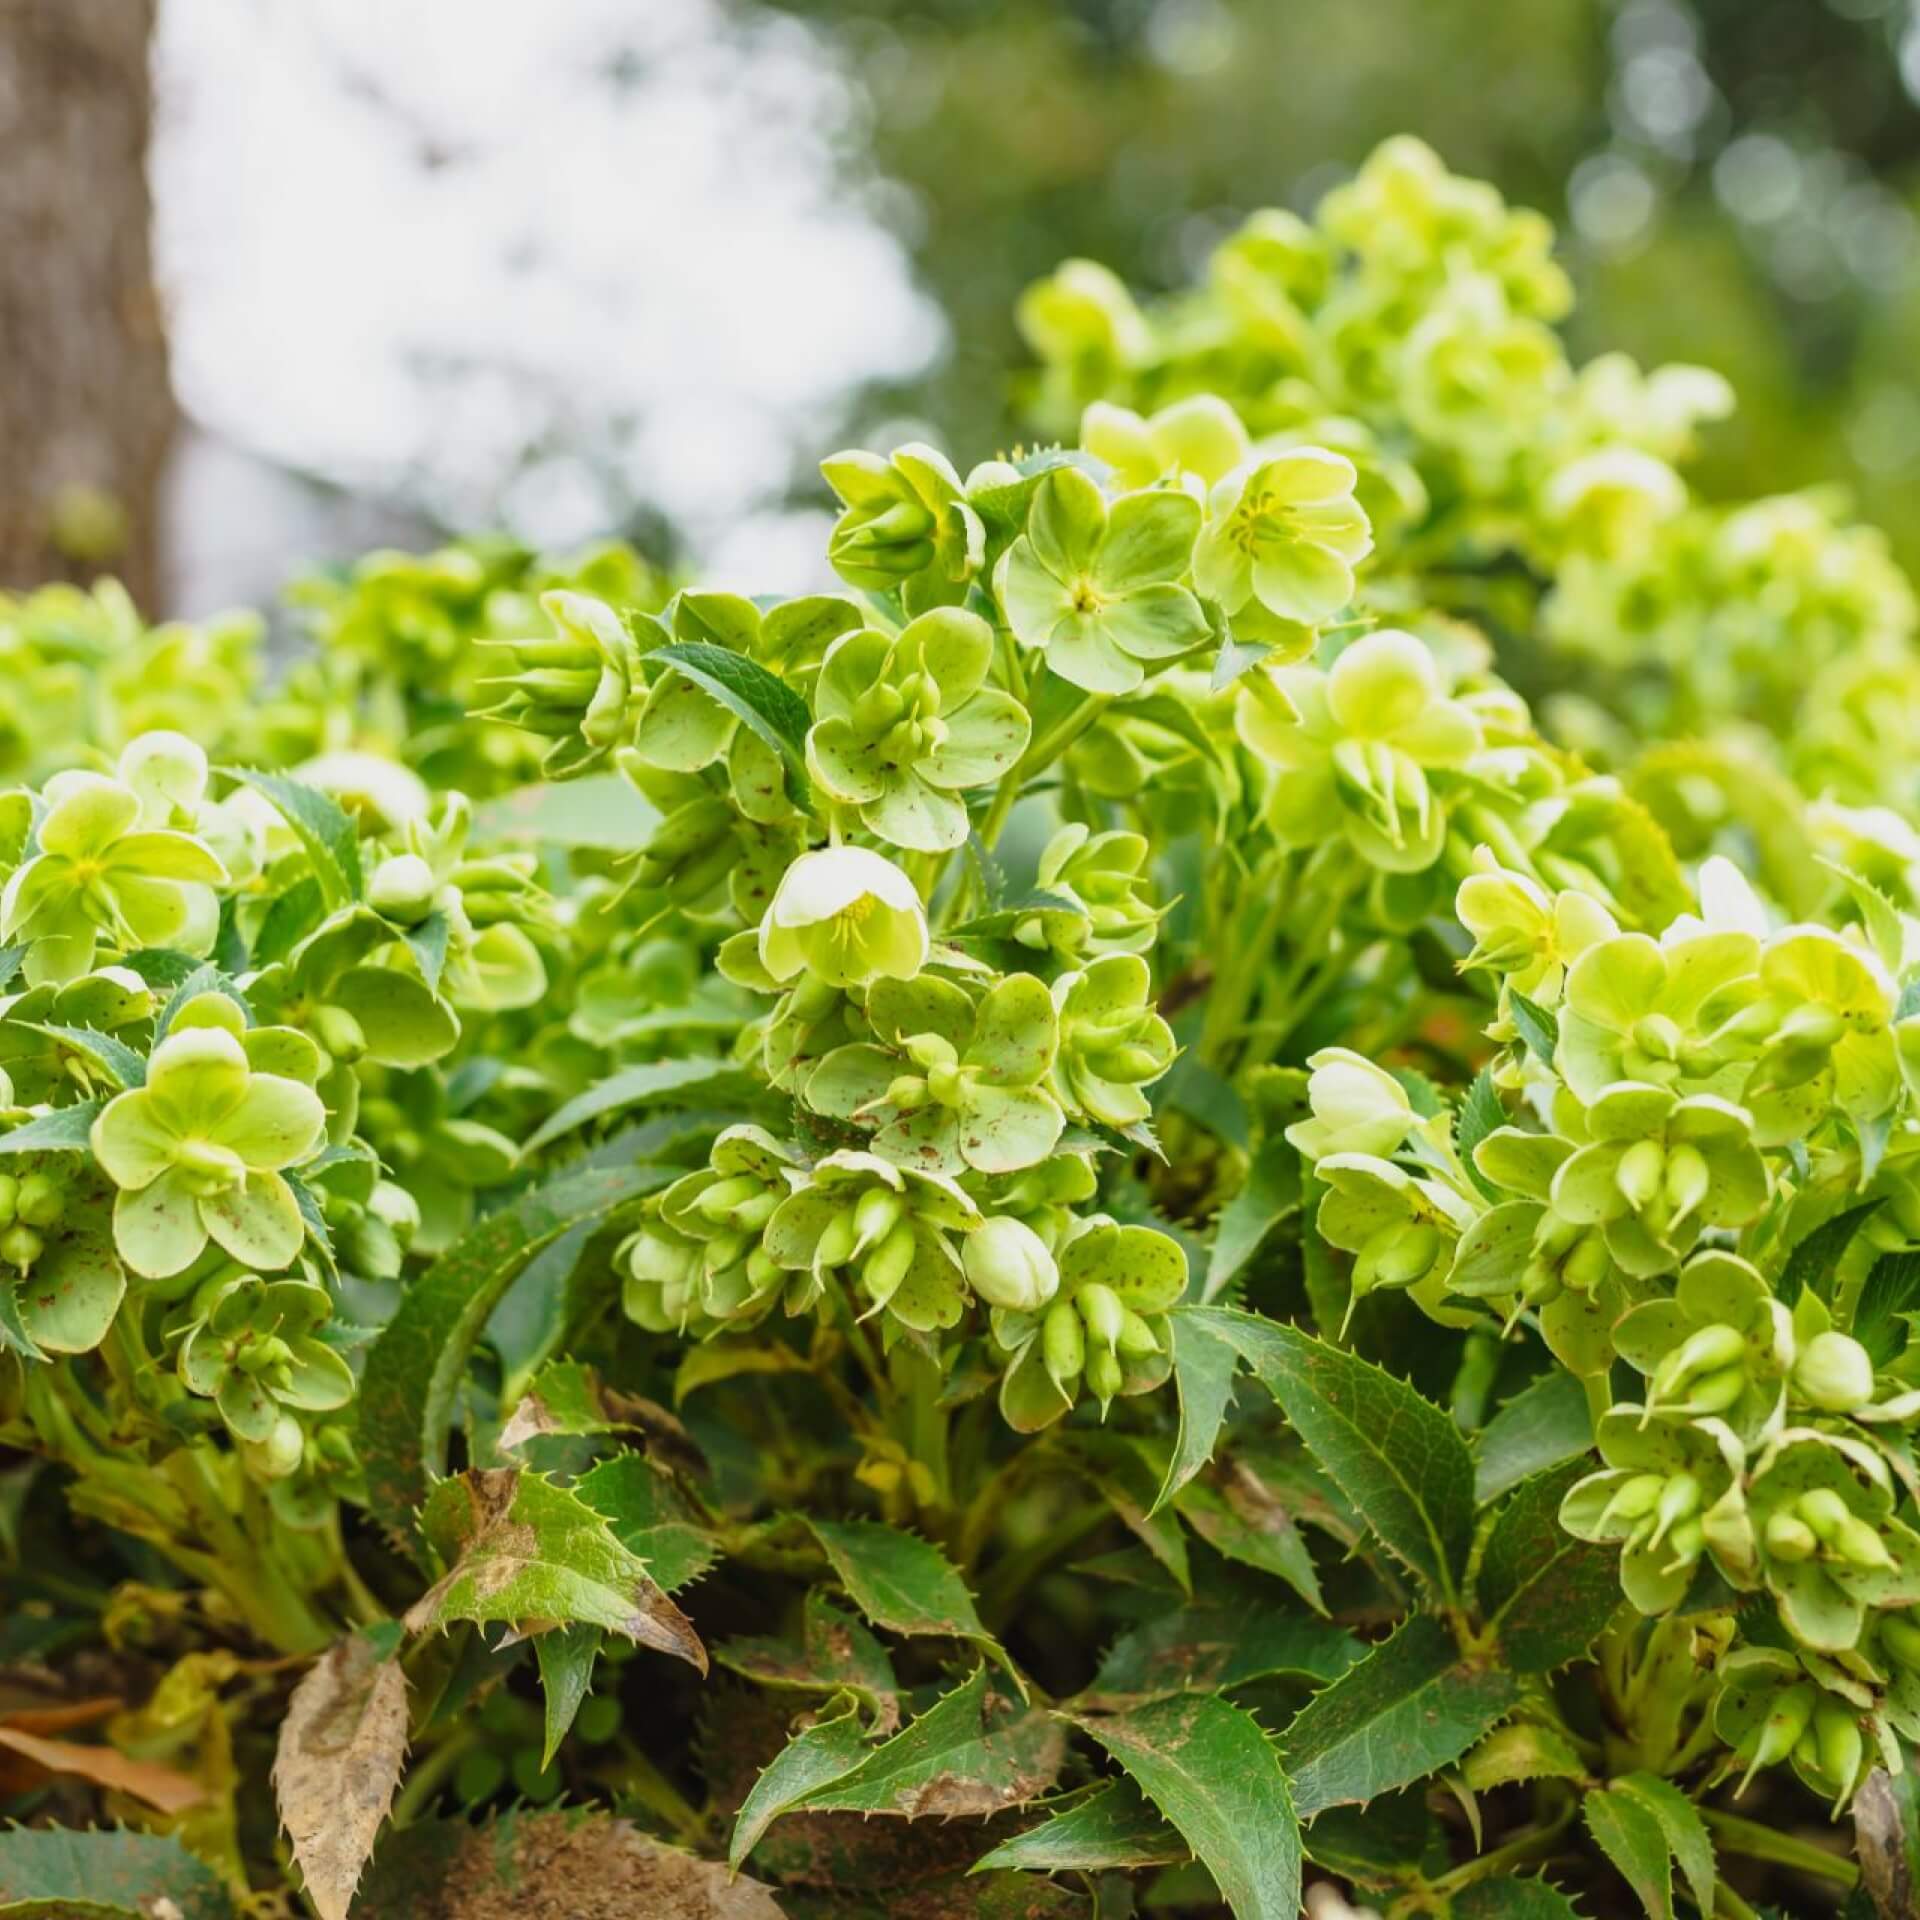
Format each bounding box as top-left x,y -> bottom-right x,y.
767,0 -> 1920,561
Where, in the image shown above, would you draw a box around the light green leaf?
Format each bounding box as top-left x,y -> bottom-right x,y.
357,1162 -> 670,1547
1279,1614 -> 1518,1819
974,1779 -> 1187,1874
1068,1692 -> 1301,1920
1195,1307 -> 1475,1604
1584,1784 -> 1674,1920
523,1057 -> 760,1154
18,1024 -> 146,1091
222,767 -> 364,908
649,640 -> 813,807
1615,1772 -> 1715,1917
1478,1461 -> 1620,1672
1150,1307 -> 1242,1515
574,1451 -> 721,1593
1473,1369 -> 1594,1506
407,1468 -> 706,1670
805,1517 -> 1020,1691
716,1588 -> 898,1727
0,1100 -> 103,1157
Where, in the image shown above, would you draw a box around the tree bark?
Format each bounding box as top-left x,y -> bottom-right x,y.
0,0 -> 171,610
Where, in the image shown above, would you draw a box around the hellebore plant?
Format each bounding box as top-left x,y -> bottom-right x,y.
15,140 -> 1920,1920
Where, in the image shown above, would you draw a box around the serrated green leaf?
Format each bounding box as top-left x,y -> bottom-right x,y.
974,1779 -> 1186,1874
0,1827 -> 232,1918
523,1057 -> 760,1154
222,766 -> 365,907
1068,1692 -> 1301,1920
1853,1249 -> 1920,1367
1473,1369 -> 1594,1506
574,1451 -> 721,1593
402,909 -> 452,991
1194,1307 -> 1474,1604
154,961 -> 248,1039
1056,1429 -> 1189,1593
649,640 -> 813,806
1084,1594 -> 1359,1702
1150,1307 -> 1242,1515
1778,1200 -> 1883,1309
1279,1613 -> 1518,1819
1302,1785 -> 1440,1891
1507,990 -> 1559,1067
806,1517 -> 1020,1692
17,1024 -> 146,1091
1585,1783 -> 1674,1920
729,1690 -> 870,1869
1172,1462 -> 1324,1613
0,1098 -> 103,1156
1204,1136 -> 1299,1301
408,1467 -> 706,1670
1452,1880 -> 1584,1919
535,1621 -> 601,1768
1479,1460 -> 1621,1672
716,1587 -> 898,1725
1456,1066 -> 1506,1203
1615,1771 -> 1714,1916
357,1162 -> 670,1548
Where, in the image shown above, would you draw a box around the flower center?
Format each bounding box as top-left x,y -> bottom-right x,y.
1069,578 -> 1105,615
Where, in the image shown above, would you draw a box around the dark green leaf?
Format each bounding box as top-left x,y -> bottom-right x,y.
1085,1594 -> 1359,1701
535,1622 -> 601,1767
974,1780 -> 1186,1874
1056,1430 -> 1189,1593
1456,1067 -> 1506,1203
1068,1692 -> 1301,1920
1205,1137 -> 1299,1300
1452,1880 -> 1584,1919
1279,1613 -> 1517,1819
806,1517 -> 1017,1687
574,1451 -> 721,1593
0,1099 -> 103,1156
1479,1460 -> 1621,1672
1151,1308 -> 1242,1515
1172,1463 -> 1324,1613
222,766 -> 365,907
0,1828 -> 232,1918
1507,990 -> 1559,1068
1615,1772 -> 1714,1916
729,1691 -> 870,1869
1473,1369 -> 1593,1506
1853,1250 -> 1920,1367
523,1057 -> 760,1154
649,640 -> 813,806
1778,1200 -> 1883,1308
716,1588 -> 898,1726
1585,1784 -> 1674,1920
357,1162 -> 669,1548
1196,1308 -> 1474,1604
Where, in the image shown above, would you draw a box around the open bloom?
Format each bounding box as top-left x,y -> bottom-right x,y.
90,996 -> 327,1278
1194,448 -> 1372,626
758,846 -> 928,990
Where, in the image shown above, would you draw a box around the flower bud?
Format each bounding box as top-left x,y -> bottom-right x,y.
1794,1331 -> 1876,1413
0,1175 -> 15,1229
1086,1347 -> 1125,1407
1600,1472 -> 1665,1532
1616,1140 -> 1666,1212
1737,1682 -> 1815,1794
0,1224 -> 43,1269
1115,1308 -> 1162,1359
368,853 -> 438,923
851,1187 -> 905,1253
1077,1282 -> 1127,1350
1653,1322 -> 1747,1398
1764,1511 -> 1818,1563
1881,1615 -> 1920,1670
1648,1473 -> 1701,1549
1836,1516 -> 1894,1571
814,1209 -> 859,1271
860,1220 -> 917,1308
1662,1145 -> 1709,1223
311,1003 -> 369,1065
963,1216 -> 1059,1313
1814,1702 -> 1864,1804
1563,1236 -> 1612,1294
14,1174 -> 62,1230
1798,1489 -> 1851,1543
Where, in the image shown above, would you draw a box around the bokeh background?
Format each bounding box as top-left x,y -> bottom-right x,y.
6,0 -> 1920,618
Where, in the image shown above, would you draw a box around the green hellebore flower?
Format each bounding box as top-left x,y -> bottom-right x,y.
1193,448 -> 1372,628
644,1124 -> 802,1328
996,466 -> 1210,695
177,1272 -> 353,1448
1560,1405 -> 1746,1615
1550,1082 -> 1769,1279
1017,823 -> 1161,958
1051,954 -> 1175,1130
1744,1435 -> 1920,1653
759,846 -> 929,992
992,1218 -> 1184,1430
763,1149 -> 981,1334
1,769 -> 226,986
1236,629 -> 1482,873
1712,1649 -> 1882,1810
90,994 -> 327,1279
617,1212 -> 715,1338
1313,1152 -> 1478,1332
1080,396 -> 1250,491
806,609 -> 1030,853
963,1214 -> 1059,1313
1453,849 -> 1619,1004
806,972 -> 1065,1177
822,443 -> 984,614
1794,1329 -> 1877,1415
1612,1249 -> 1788,1439
0,964 -> 155,1104
965,1155 -> 1098,1258
1284,1047 -> 1417,1162
1400,275 -> 1567,463
1557,927 -> 1759,1104
475,589 -> 645,778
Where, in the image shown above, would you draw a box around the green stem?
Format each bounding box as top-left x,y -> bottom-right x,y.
1700,1808 -> 1858,1888
891,1342 -> 952,1515
390,1727 -> 477,1828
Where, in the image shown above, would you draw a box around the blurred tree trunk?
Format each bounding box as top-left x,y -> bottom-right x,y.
0,0 -> 172,609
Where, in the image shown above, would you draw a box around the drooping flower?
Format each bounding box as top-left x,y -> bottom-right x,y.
758,846 -> 928,990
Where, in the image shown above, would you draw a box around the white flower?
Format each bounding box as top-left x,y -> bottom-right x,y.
759,845 -> 929,989
1285,1048 -> 1415,1161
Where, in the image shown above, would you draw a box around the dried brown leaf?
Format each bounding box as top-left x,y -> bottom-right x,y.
0,1725 -> 204,1813
274,1634 -> 410,1920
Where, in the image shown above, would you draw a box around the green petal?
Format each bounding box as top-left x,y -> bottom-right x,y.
884,1226 -> 968,1332
214,1074 -> 326,1172
862,776 -> 969,855
908,607 -> 995,706
1550,1144 -> 1628,1224
91,1089 -> 180,1190
1096,489 -> 1202,592
18,1230 -> 125,1353
114,1167 -> 210,1278
917,691 -> 1030,791
102,830 -> 227,884
217,1370 -> 281,1444
38,778 -> 138,858
967,973 -> 1057,1084
1046,614 -> 1144,695
200,1172 -> 306,1271
815,628 -> 894,724
1251,540 -> 1354,624
1104,583 -> 1210,663
804,1044 -> 899,1120
1027,466 -> 1107,579
1190,524 -> 1252,610
632,672 -> 734,771
806,716 -> 888,805
960,1084 -> 1063,1174
998,542 -> 1074,650
277,1339 -> 356,1412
